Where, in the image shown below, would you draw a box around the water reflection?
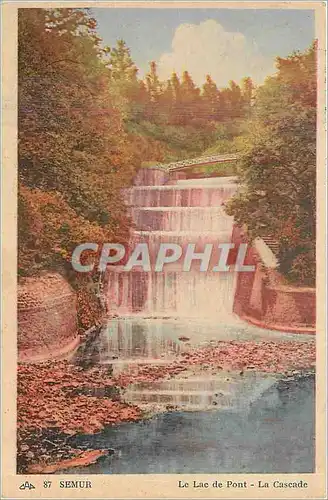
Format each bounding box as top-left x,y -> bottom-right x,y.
98,319 -> 186,365
123,372 -> 277,412
64,375 -> 315,474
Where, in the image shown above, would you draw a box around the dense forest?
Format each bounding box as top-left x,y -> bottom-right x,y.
18,8 -> 316,327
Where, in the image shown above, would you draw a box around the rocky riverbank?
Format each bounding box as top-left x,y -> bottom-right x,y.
17,338 -> 315,473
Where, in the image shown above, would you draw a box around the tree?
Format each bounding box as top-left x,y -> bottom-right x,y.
158,79 -> 174,123
170,72 -> 181,100
226,42 -> 317,285
179,71 -> 200,124
168,72 -> 183,124
227,80 -> 244,118
104,39 -> 141,120
105,39 -> 138,83
18,8 -> 140,276
145,61 -> 161,101
145,61 -> 162,121
202,74 -> 220,121
241,76 -> 254,115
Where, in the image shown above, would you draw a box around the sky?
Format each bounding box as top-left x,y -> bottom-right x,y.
91,8 -> 315,88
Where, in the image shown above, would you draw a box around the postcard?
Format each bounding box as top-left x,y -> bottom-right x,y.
1,1 -> 327,498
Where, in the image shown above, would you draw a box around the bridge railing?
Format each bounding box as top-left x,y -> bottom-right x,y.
151,154 -> 239,173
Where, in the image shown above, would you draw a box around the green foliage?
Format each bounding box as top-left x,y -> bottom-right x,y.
226,43 -> 317,285
203,162 -> 237,177
18,7 -> 316,297
204,120 -> 248,156
18,8 -> 143,328
18,8 -> 139,277
102,39 -> 256,159
188,161 -> 237,178
105,39 -> 138,82
126,120 -> 217,161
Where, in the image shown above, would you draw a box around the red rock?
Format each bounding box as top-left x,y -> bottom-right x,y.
27,449 -> 108,473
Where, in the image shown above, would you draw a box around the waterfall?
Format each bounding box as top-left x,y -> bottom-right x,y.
129,207 -> 233,232
93,170 -> 286,414
106,270 -> 237,319
124,183 -> 236,207
106,169 -> 238,320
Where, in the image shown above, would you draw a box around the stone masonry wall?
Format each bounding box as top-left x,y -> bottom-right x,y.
232,228 -> 316,334
18,273 -> 79,362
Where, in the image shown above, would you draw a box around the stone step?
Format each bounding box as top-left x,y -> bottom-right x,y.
129,207 -> 233,232
123,374 -> 277,411
132,229 -> 233,248
134,377 -> 240,391
105,269 -> 237,317
261,236 -> 280,255
133,168 -> 168,186
101,358 -> 175,366
124,390 -> 235,408
124,185 -> 237,207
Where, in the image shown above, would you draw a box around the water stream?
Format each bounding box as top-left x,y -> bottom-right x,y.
70,169 -> 314,474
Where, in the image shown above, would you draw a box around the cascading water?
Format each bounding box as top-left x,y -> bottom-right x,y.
97,169 -> 261,407
94,169 -> 290,410
124,181 -> 237,207
106,171 -> 238,321
69,168 -> 313,475
106,270 -> 237,318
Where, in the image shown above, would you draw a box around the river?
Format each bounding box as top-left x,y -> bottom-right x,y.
62,169 -> 315,474
62,373 -> 314,474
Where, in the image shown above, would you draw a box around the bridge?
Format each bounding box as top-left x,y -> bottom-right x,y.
154,154 -> 239,173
